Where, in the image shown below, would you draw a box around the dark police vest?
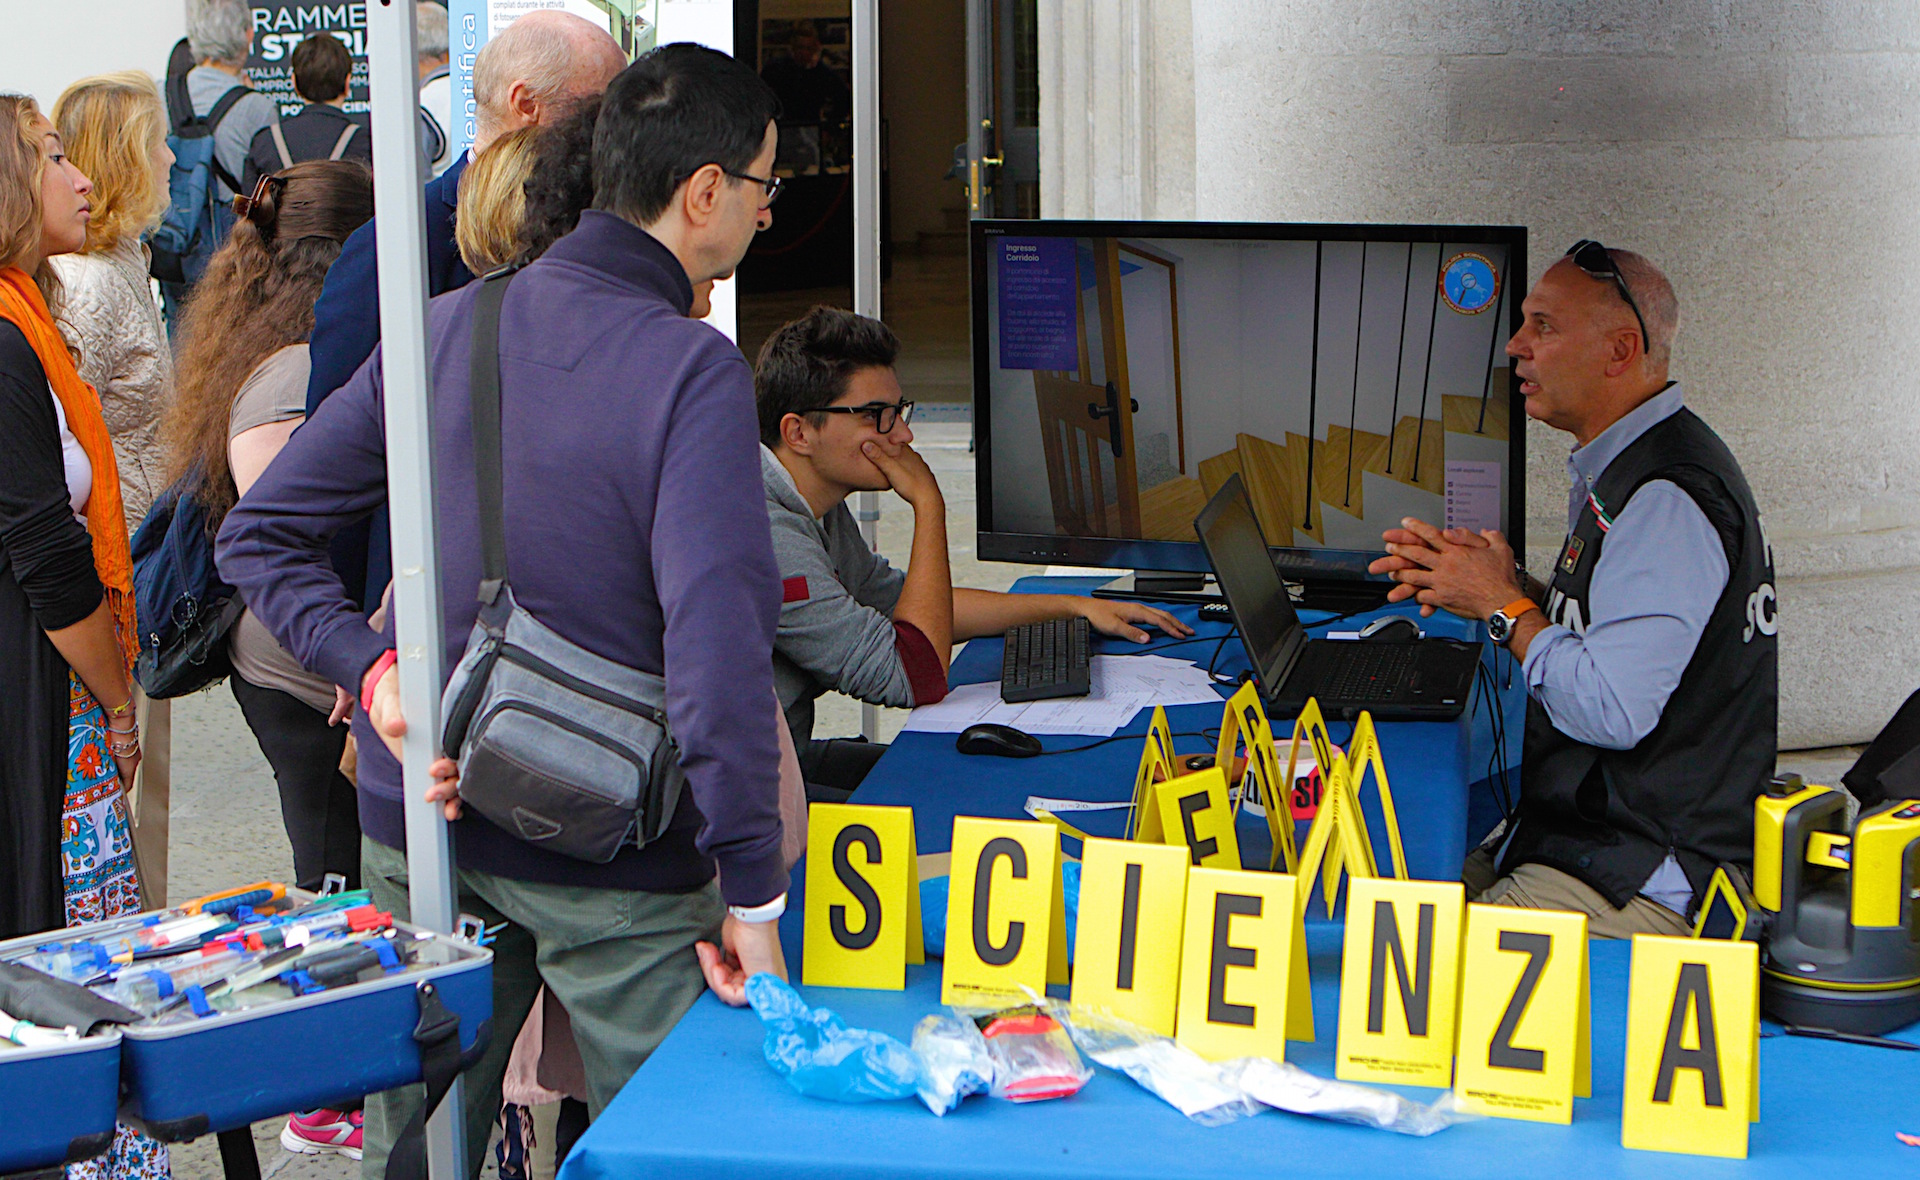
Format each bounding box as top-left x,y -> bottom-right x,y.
1501,406 -> 1777,910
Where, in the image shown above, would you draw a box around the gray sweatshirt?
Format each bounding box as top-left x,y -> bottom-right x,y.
762,446 -> 949,752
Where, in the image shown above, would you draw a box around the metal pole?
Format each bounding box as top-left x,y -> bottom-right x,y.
853,0 -> 883,741
365,3 -> 463,1176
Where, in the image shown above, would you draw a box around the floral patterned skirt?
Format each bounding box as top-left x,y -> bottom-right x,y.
61,673 -> 168,1180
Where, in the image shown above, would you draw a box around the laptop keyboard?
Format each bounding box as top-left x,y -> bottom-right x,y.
1316,643 -> 1420,701
1001,616 -> 1092,702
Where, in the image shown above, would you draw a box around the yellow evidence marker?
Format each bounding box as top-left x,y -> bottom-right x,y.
1153,766 -> 1242,870
1619,934 -> 1759,1159
802,803 -> 923,989
942,816 -> 1069,1007
1453,904 -> 1590,1123
1128,706 -> 1178,843
1175,867 -> 1300,1062
1336,877 -> 1465,1088
1070,837 -> 1191,1035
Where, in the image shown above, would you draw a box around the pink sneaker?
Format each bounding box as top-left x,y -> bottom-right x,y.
280,1108 -> 363,1161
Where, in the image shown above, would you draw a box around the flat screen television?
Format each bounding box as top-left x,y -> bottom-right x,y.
971,219 -> 1526,595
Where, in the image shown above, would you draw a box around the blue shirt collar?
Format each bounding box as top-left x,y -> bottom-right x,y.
1566,382 -> 1684,490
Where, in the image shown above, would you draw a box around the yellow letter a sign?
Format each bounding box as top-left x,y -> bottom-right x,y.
1336,877 -> 1464,1088
1071,837 -> 1190,1035
802,803 -> 922,990
1620,934 -> 1759,1159
1453,904 -> 1590,1123
942,816 -> 1068,1007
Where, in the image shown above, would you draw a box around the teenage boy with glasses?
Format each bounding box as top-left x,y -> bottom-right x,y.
754,307 -> 1191,802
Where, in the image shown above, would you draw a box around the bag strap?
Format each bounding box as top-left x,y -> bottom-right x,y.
329,122 -> 358,161
470,265 -> 521,606
383,980 -> 467,1180
269,121 -> 294,170
205,87 -> 252,196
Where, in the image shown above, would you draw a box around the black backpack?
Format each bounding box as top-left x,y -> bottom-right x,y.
129,473 -> 244,698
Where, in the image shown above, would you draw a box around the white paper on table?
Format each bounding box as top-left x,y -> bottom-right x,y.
901,655 -> 1225,737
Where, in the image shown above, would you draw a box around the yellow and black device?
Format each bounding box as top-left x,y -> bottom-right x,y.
1743,775 -> 1920,1035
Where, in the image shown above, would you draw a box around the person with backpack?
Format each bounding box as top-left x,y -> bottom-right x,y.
242,34 -> 373,193
151,0 -> 280,329
0,92 -> 170,1179
217,44 -> 791,1174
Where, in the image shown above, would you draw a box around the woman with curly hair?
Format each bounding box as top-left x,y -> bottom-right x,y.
49,72 -> 176,531
165,159 -> 372,898
0,93 -> 167,1180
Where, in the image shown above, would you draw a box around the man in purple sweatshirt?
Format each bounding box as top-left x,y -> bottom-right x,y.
216,44 -> 788,1172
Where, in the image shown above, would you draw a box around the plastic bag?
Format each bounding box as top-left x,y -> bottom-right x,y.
1052,1001 -> 1475,1135
745,974 -> 922,1103
978,1007 -> 1092,1102
910,1014 -> 994,1115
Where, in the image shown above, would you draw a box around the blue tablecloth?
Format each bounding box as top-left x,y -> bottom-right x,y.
561,929 -> 1920,1180
561,578 -> 1920,1178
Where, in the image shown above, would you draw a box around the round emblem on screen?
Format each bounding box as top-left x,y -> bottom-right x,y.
1439,252 -> 1500,315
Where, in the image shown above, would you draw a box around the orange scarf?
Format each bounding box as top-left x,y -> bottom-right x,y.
0,265 -> 138,671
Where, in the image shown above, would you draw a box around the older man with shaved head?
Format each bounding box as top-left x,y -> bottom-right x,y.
302,10 -> 627,613
1370,242 -> 1777,938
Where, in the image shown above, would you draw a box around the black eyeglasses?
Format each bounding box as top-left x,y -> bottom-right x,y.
1565,239 -> 1650,351
722,167 -> 784,208
812,400 -> 915,434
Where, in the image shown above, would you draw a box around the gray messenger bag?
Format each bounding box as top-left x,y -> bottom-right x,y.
439,266 -> 685,863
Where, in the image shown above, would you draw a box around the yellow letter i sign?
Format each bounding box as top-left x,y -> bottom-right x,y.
802,804 -> 923,989
1620,934 -> 1759,1159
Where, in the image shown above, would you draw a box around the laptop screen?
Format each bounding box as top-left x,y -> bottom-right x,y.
1194,473 -> 1305,694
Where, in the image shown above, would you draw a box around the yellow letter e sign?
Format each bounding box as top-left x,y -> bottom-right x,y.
1453,903 -> 1590,1124
941,816 -> 1068,1007
1175,868 -> 1298,1062
1621,934 -> 1759,1159
1336,877 -> 1464,1088
1072,837 -> 1190,1035
802,803 -> 922,990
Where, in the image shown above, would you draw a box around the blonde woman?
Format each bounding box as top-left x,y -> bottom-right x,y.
0,93 -> 167,1180
50,71 -> 175,529
454,123 -> 539,273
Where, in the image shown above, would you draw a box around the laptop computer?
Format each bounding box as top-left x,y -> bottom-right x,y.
1193,473 -> 1480,722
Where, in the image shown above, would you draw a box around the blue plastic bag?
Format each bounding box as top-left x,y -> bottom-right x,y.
745,974 -> 922,1103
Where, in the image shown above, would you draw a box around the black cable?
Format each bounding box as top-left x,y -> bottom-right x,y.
1035,729 -> 1218,757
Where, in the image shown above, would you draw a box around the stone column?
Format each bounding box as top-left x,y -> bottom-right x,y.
1044,0 -> 1920,746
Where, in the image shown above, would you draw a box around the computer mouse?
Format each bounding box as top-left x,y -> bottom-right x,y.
1358,615 -> 1421,643
956,723 -> 1044,758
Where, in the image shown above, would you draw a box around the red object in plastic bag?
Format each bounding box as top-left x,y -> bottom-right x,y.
977,1009 -> 1092,1102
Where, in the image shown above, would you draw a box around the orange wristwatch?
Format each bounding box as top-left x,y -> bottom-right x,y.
1487,597 -> 1539,646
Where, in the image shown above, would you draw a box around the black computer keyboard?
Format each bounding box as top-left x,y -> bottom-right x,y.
1317,643 -> 1420,701
1001,616 -> 1092,702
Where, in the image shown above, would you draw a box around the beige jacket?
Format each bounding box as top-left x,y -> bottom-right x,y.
50,237 -> 174,531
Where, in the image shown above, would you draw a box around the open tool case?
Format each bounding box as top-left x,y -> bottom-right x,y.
0,882 -> 492,1168
0,1027 -> 122,1172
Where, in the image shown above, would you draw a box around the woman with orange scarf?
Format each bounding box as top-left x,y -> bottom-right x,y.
0,92 -> 147,943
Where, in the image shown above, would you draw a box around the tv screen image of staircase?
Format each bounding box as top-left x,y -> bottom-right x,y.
984,233 -> 1513,556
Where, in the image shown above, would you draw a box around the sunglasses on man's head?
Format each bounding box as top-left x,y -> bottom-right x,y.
1565,239 -> 1650,350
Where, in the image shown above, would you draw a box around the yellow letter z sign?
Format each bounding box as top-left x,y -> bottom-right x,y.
1175,868 -> 1299,1062
802,803 -> 922,990
1620,935 -> 1759,1159
941,816 -> 1068,1007
1071,837 -> 1190,1035
1336,877 -> 1464,1088
1453,904 -> 1590,1124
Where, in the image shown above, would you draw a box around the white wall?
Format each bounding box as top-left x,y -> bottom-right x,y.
2,1 -> 184,107
1045,0 -> 1920,748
